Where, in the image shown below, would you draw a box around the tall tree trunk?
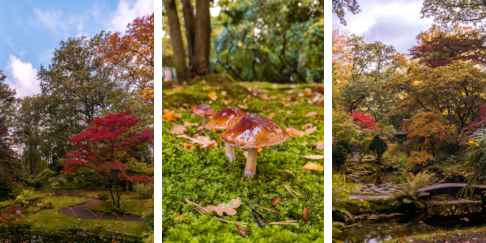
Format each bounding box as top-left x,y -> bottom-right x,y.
190,0 -> 212,76
32,157 -> 37,177
163,0 -> 189,83
181,0 -> 196,62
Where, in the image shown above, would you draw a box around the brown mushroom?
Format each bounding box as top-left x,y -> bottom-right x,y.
193,105 -> 215,125
205,107 -> 246,163
220,114 -> 290,177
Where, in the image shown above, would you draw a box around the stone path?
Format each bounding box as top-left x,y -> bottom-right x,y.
59,197 -> 144,222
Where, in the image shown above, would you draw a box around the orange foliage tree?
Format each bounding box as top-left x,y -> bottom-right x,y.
99,12 -> 154,101
405,112 -> 456,157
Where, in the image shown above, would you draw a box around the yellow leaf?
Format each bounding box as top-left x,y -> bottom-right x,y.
208,92 -> 218,101
298,155 -> 325,160
301,162 -> 324,171
203,86 -> 210,91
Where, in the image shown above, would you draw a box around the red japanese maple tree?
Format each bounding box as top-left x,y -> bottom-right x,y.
350,113 -> 377,130
64,110 -> 153,208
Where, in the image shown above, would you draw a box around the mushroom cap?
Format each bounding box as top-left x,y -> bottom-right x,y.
193,105 -> 215,116
220,114 -> 290,148
205,107 -> 246,130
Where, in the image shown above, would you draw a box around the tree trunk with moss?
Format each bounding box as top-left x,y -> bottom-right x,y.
163,0 -> 189,83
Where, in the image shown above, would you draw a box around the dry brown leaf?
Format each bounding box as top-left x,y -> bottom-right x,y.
299,155 -> 325,160
282,170 -> 295,178
203,86 -> 210,91
171,125 -> 187,134
304,206 -> 310,223
243,99 -> 247,103
303,123 -> 313,129
196,125 -> 205,131
305,126 -> 317,135
302,88 -> 315,98
269,96 -> 277,100
246,95 -> 251,98
312,142 -> 324,150
206,198 -> 241,216
200,80 -> 206,84
305,112 -> 317,117
236,225 -> 248,238
182,103 -> 189,107
271,196 -> 281,207
301,141 -> 308,146
182,143 -> 195,151
238,104 -> 248,109
279,101 -> 290,107
208,92 -> 218,101
162,111 -> 181,121
183,121 -> 199,127
286,127 -> 306,137
286,111 -> 292,114
317,115 -> 324,121
268,113 -> 275,120
178,135 -> 218,149
301,162 -> 324,171
260,94 -> 269,100
221,91 -> 227,96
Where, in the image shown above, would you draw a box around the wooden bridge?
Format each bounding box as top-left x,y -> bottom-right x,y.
350,183 -> 486,203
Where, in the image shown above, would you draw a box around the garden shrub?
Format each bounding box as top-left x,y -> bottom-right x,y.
336,140 -> 353,155
368,135 -> 387,160
333,145 -> 348,171
97,192 -> 110,201
134,183 -> 154,199
14,190 -> 53,213
0,206 -> 29,229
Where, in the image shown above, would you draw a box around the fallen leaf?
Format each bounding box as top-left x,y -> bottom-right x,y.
221,91 -> 227,96
200,80 -> 206,84
182,143 -> 195,151
196,125 -> 205,131
305,112 -> 317,117
304,203 -> 315,223
299,155 -> 324,160
203,86 -> 210,91
282,170 -> 295,177
178,135 -> 218,149
286,111 -> 292,114
182,103 -> 189,107
208,92 -> 218,101
238,104 -> 248,109
246,95 -> 251,98
171,125 -> 187,134
243,99 -> 247,103
269,96 -> 277,100
302,88 -> 315,98
301,161 -> 324,171
314,83 -> 324,93
206,198 -> 241,216
279,101 -> 290,107
236,225 -> 248,238
271,196 -> 281,207
174,212 -> 181,218
260,94 -> 268,100
301,141 -> 308,145
317,115 -> 324,121
223,100 -> 232,105
162,110 -> 181,121
305,126 -> 317,135
183,121 -> 199,127
286,127 -> 306,137
311,142 -> 324,150
268,113 -> 275,120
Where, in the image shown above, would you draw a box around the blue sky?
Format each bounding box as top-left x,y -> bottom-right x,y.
1,0 -> 153,97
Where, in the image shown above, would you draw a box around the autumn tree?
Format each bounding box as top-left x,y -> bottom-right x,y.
421,0 -> 486,26
409,26 -> 486,68
64,110 -> 153,209
405,112 -> 456,157
99,12 -> 154,93
384,60 -> 486,130
332,0 -> 360,25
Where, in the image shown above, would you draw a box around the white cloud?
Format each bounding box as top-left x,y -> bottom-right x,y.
107,0 -> 154,32
33,8 -> 86,37
5,55 -> 40,98
333,0 -> 434,53
38,49 -> 54,62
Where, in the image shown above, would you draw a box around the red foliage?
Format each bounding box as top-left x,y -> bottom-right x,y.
63,110 -> 153,184
460,105 -> 486,145
409,27 -> 486,68
350,113 -> 377,130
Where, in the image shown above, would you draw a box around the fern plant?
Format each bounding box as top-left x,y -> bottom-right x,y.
397,170 -> 437,210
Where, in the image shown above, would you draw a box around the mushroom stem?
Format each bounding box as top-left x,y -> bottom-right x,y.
203,116 -> 207,125
245,148 -> 258,177
226,143 -> 236,163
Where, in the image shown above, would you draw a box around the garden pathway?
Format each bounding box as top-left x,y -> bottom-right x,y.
59,197 -> 144,222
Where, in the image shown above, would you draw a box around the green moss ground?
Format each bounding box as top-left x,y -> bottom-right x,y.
162,78 -> 324,242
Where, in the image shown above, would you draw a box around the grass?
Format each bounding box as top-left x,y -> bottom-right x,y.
162,77 -> 324,242
7,189 -> 152,241
89,192 -> 151,217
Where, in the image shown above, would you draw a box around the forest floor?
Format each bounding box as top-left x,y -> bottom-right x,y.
162,75 -> 324,242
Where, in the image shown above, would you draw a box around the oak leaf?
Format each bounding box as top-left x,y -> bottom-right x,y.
301,162 -> 324,171
170,125 -> 186,134
206,198 -> 241,216
286,127 -> 306,137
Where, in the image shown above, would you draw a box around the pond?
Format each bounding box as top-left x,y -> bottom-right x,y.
0,230 -> 138,243
335,203 -> 486,242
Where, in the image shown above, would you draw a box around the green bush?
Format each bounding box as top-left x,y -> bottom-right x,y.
134,183 -> 153,199
14,190 -> 52,213
336,140 -> 353,155
368,135 -> 387,160
97,192 -> 110,201
332,145 -> 348,171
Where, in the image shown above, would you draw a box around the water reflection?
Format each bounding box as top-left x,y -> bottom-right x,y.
0,230 -> 134,243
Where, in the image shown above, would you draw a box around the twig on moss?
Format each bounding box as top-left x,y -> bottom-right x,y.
185,199 -> 248,226
254,204 -> 279,214
266,220 -> 297,225
244,200 -> 265,219
284,184 -> 301,198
